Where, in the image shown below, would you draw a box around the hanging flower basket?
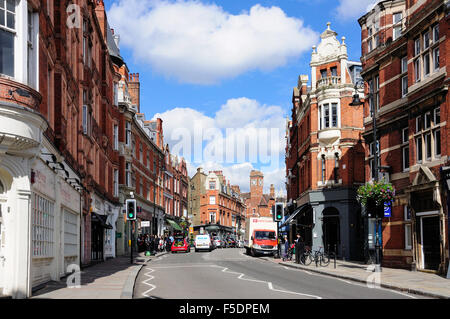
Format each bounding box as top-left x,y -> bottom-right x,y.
357,180 -> 396,207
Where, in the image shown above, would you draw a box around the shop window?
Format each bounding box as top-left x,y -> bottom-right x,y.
32,193 -> 55,258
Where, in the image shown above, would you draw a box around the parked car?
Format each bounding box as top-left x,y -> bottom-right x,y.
227,237 -> 237,248
171,236 -> 190,253
213,236 -> 223,248
195,234 -> 212,252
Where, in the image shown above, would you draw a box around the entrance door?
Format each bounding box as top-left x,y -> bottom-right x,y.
91,221 -> 104,261
322,207 -> 340,255
421,216 -> 441,271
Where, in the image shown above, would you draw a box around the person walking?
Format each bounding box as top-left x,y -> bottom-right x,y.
166,236 -> 172,252
283,235 -> 290,260
295,233 -> 305,264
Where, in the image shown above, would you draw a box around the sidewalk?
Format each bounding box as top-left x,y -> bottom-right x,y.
32,251 -> 167,299
261,256 -> 450,299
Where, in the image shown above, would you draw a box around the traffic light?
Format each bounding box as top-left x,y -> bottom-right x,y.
126,199 -> 137,221
274,203 -> 284,222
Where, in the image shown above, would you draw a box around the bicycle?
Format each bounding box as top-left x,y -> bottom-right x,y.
304,246 -> 330,267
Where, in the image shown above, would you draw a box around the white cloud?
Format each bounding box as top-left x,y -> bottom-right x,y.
152,97 -> 287,193
335,0 -> 379,21
107,0 -> 318,84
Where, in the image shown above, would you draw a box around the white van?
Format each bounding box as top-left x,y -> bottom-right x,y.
195,234 -> 212,252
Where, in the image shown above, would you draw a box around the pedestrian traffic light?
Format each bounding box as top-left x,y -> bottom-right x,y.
126,199 -> 137,221
274,203 -> 284,222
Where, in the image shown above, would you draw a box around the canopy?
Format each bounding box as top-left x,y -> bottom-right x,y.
166,219 -> 183,231
279,203 -> 309,228
91,212 -> 113,229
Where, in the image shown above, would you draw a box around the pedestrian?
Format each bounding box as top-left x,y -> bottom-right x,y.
144,234 -> 150,253
166,236 -> 171,252
283,235 -> 290,260
159,237 -> 164,252
295,233 -> 305,264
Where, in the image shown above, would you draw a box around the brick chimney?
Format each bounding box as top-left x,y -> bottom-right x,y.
128,72 -> 140,113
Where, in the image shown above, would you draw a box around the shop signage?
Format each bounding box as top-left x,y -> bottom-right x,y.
141,221 -> 150,227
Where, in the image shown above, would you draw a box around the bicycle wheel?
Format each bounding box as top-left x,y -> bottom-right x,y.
320,253 -> 330,266
302,253 -> 312,266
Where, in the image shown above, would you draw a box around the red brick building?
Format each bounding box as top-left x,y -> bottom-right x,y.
285,23 -> 366,260
358,0 -> 449,273
241,170 -> 275,219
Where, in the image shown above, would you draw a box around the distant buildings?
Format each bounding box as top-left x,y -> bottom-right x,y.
241,170 -> 276,219
189,169 -> 246,239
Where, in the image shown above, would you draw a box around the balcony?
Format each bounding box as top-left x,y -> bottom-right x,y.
0,78 -> 46,151
317,76 -> 341,89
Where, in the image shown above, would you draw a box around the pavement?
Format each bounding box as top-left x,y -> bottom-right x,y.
260,255 -> 450,299
32,250 -> 168,299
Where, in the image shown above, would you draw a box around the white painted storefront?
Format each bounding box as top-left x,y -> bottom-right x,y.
90,193 -> 119,260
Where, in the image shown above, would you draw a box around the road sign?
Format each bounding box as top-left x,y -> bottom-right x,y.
141,221 -> 150,227
384,202 -> 392,218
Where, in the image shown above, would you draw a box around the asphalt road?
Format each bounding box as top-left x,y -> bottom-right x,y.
133,247 -> 424,299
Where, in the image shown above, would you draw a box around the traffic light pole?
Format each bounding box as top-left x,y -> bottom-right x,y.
130,220 -> 133,264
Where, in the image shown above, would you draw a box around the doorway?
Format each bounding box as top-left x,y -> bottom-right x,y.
420,215 -> 441,271
91,220 -> 104,262
322,207 -> 340,255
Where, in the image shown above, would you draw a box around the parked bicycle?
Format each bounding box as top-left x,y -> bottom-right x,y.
303,246 -> 330,267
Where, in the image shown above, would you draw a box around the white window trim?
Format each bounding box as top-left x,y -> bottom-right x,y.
318,99 -> 340,130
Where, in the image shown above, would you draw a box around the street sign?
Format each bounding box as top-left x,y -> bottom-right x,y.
141,221 -> 150,227
384,202 -> 392,218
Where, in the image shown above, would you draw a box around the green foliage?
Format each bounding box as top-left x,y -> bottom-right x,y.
357,180 -> 396,207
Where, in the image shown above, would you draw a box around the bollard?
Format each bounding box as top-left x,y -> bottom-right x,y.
315,252 -> 318,267
334,244 -> 337,269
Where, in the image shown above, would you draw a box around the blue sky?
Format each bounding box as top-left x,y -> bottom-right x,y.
104,0 -> 375,193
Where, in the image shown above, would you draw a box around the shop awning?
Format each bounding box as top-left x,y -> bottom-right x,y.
166,219 -> 183,231
91,212 -> 113,229
279,203 -> 309,228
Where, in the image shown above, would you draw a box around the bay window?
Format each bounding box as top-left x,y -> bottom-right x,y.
319,102 -> 339,130
415,107 -> 441,163
0,0 -> 15,77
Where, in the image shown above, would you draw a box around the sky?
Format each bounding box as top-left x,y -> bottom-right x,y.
104,0 -> 377,194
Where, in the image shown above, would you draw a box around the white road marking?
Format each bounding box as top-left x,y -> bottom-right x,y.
211,265 -> 322,299
279,264 -> 417,299
142,268 -> 157,299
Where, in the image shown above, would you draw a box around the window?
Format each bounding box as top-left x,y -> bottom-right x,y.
0,0 -> 15,77
414,26 -> 441,82
423,53 -> 430,76
63,209 -> 77,257
393,12 -> 402,41
414,38 -> 420,56
331,67 -> 337,77
424,112 -> 432,129
402,76 -> 408,97
433,24 -> 439,43
434,129 -> 441,157
321,155 -> 326,183
113,82 -> 119,106
414,58 -> 421,82
209,196 -> 216,205
416,136 -> 423,163
113,124 -> 118,150
139,144 -> 143,163
425,133 -> 432,160
434,107 -> 440,124
82,105 -> 88,135
402,128 -> 409,171
423,31 -> 430,50
320,69 -> 327,79
125,121 -> 131,146
27,9 -> 36,88
433,48 -> 439,70
319,103 -> 339,129
48,66 -> 53,125
209,181 -> 215,190
32,193 -> 55,258
126,162 -> 131,187
113,169 -> 119,197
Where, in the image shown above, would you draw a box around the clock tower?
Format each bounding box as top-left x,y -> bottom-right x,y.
250,170 -> 264,199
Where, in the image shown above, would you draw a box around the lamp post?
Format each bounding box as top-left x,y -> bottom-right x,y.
350,79 -> 382,272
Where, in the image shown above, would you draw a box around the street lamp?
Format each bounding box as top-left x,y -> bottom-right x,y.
350,79 -> 382,272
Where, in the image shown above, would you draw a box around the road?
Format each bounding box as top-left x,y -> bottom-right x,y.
133,247 -> 424,299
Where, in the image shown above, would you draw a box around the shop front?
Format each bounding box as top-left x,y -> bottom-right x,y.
90,194 -> 119,262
